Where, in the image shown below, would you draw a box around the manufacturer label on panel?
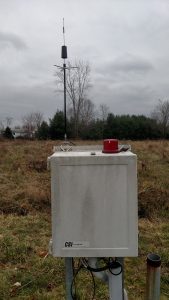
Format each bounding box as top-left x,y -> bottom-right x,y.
64,241 -> 90,248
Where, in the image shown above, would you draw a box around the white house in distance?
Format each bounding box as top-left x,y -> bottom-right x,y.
12,128 -> 28,138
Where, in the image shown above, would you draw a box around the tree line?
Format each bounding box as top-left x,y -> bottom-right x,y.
1,60 -> 169,140
1,102 -> 169,141
35,109 -> 167,140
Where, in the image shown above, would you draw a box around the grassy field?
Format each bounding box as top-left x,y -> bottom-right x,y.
0,139 -> 169,299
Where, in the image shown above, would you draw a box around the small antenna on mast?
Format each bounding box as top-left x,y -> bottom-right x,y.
63,18 -> 65,45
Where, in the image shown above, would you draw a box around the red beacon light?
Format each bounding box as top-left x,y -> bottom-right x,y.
102,139 -> 120,153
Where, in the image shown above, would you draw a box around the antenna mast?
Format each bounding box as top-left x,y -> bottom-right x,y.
54,19 -> 77,140
61,18 -> 68,140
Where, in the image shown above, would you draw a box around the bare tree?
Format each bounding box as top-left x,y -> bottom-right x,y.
80,99 -> 95,126
99,104 -> 109,122
151,100 -> 169,138
56,60 -> 91,137
22,111 -> 43,138
0,117 -> 13,135
33,112 -> 44,129
6,117 -> 13,127
0,120 -> 4,134
97,104 -> 110,138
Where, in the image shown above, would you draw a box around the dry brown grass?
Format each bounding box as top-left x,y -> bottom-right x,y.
0,140 -> 53,215
1,139 -> 169,218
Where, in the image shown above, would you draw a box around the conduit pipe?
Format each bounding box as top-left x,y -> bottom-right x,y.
65,258 -> 74,300
88,258 -> 128,300
88,258 -> 108,282
145,253 -> 161,300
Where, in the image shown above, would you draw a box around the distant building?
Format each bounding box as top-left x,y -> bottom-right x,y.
12,128 -> 29,139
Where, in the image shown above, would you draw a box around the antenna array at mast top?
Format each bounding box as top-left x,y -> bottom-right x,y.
63,18 -> 65,45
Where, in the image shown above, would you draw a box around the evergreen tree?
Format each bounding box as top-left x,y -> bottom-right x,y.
3,127 -> 14,139
36,121 -> 49,140
49,110 -> 65,139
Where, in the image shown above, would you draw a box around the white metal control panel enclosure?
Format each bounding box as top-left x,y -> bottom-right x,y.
49,150 -> 138,257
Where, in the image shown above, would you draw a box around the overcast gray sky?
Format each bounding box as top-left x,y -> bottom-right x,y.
0,0 -> 169,125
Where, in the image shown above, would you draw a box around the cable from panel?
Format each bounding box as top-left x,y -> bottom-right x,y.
71,259 -> 96,300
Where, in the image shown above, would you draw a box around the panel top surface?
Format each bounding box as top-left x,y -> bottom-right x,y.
49,151 -> 136,169
51,150 -> 135,158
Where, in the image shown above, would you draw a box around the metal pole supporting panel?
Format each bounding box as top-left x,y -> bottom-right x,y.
108,263 -> 123,300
